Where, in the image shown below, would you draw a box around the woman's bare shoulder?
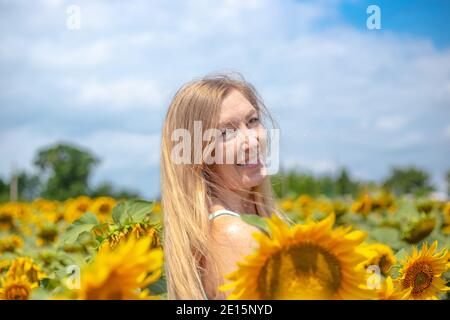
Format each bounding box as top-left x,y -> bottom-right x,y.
209,215 -> 260,247
204,215 -> 260,299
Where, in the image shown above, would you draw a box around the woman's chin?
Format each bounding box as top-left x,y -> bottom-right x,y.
240,172 -> 266,188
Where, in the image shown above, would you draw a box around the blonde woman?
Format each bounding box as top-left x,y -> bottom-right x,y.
160,73 -> 287,300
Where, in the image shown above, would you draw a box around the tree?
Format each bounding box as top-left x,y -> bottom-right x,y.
0,177 -> 9,202
270,167 -> 364,198
383,166 -> 434,197
17,171 -> 41,201
335,168 -> 358,196
90,181 -> 140,199
34,143 -> 99,200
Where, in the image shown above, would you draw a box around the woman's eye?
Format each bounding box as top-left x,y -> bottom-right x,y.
249,117 -> 259,124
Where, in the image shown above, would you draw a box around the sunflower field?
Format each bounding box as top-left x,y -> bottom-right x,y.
0,193 -> 449,300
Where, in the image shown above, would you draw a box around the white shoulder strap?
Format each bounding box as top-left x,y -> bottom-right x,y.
208,209 -> 241,220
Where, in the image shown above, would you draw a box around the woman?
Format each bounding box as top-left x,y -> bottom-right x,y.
160,73 -> 287,299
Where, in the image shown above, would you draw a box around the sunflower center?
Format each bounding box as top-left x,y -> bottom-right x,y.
403,261 -> 433,294
99,204 -> 110,214
5,284 -> 30,300
257,243 -> 341,299
77,204 -> 88,212
0,214 -> 13,225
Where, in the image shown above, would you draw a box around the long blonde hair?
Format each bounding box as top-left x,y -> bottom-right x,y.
160,72 -> 284,299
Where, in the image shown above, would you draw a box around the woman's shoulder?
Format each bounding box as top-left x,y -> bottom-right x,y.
209,210 -> 260,245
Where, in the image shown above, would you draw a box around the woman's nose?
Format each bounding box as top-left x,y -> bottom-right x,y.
239,126 -> 259,152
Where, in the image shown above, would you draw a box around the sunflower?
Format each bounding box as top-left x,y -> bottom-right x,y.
152,201 -> 162,213
101,223 -> 160,250
0,203 -> 19,231
280,198 -> 295,212
76,235 -> 163,300
88,197 -> 116,222
350,194 -> 372,216
219,214 -> 375,299
402,215 -> 436,243
6,257 -> 46,284
0,275 -> 37,300
36,223 -> 58,246
415,200 -> 433,214
378,276 -> 411,300
0,235 -> 23,254
331,200 -> 348,217
0,260 -> 10,274
397,241 -> 449,300
294,195 -> 314,218
371,192 -> 397,214
32,199 -> 64,223
64,196 -> 92,223
360,243 -> 396,275
441,202 -> 450,234
31,198 -> 58,213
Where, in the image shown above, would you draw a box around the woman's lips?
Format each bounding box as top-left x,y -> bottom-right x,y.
235,159 -> 262,169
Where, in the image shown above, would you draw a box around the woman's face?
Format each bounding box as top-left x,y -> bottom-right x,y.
209,89 -> 268,190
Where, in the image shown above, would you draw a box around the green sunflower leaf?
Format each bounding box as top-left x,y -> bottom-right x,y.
394,248 -> 408,262
240,214 -> 270,236
389,263 -> 402,279
148,274 -> 167,295
112,199 -> 154,225
30,288 -> 52,300
61,212 -> 99,244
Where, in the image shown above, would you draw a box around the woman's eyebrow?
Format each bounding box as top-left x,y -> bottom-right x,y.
219,120 -> 237,129
219,109 -> 258,127
246,109 -> 257,118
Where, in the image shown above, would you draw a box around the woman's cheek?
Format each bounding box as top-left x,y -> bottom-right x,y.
222,139 -> 236,164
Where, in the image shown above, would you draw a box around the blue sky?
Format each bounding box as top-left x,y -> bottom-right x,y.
0,0 -> 449,199
341,0 -> 450,48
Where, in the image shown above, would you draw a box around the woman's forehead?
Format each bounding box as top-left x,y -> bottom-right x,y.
219,91 -> 257,125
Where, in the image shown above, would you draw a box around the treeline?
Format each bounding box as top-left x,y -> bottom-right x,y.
0,143 -> 139,202
271,167 -> 450,199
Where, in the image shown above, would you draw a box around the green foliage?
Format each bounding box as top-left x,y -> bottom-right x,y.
62,199 -> 159,247
0,142 -> 141,203
271,168 -> 365,198
17,171 -> 41,201
112,199 -> 156,226
148,273 -> 167,295
62,212 -> 100,244
383,166 -> 435,197
335,169 -> 357,195
89,181 -> 140,199
0,176 -> 9,202
240,214 -> 270,236
34,143 -> 99,200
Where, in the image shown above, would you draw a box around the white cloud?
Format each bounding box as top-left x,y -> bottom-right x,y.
282,157 -> 339,175
77,79 -> 166,111
78,130 -> 160,170
1,0 -> 449,195
386,132 -> 426,150
30,40 -> 112,68
375,115 -> 409,131
444,124 -> 450,139
0,126 -> 50,176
